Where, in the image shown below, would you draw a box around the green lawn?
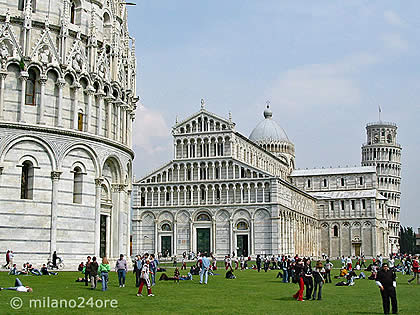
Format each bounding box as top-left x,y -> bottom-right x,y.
0,262 -> 419,314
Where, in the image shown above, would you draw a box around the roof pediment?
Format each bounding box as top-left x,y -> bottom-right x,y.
172,108 -> 235,135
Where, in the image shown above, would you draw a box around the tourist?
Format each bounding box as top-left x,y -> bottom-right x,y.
7,251 -> 14,269
84,256 -> 92,287
264,255 -> 270,272
115,254 -> 128,288
226,267 -> 236,279
199,252 -> 211,285
52,251 -> 58,268
234,256 -> 239,270
256,255 -> 262,272
376,263 -> 398,314
137,259 -> 154,296
8,264 -> 18,275
325,259 -> 333,283
174,267 -> 180,283
78,262 -> 84,272
282,258 -> 289,283
3,250 -> 10,269
0,278 -> 32,292
240,255 -> 245,271
303,259 -> 313,300
41,264 -> 57,275
98,257 -> 110,291
312,261 -> 325,300
407,256 -> 419,284
292,258 -> 305,301
173,255 -> 177,267
90,256 -> 99,289
135,255 -> 142,287
181,256 -> 187,270
150,254 -> 158,286
346,256 -> 352,270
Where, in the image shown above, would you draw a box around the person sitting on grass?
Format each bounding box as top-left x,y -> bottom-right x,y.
41,264 -> 57,276
28,264 -> 42,276
78,262 -> 84,272
0,278 -> 33,292
226,267 -> 236,279
174,267 -> 180,284
8,264 -> 18,275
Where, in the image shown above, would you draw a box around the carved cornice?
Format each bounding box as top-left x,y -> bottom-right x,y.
111,183 -> 128,192
51,171 -> 62,180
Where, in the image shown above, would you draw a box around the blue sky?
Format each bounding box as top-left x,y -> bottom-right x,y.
128,1 -> 420,227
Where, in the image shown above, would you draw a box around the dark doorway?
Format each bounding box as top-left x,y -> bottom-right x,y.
237,235 -> 249,256
197,228 -> 210,253
100,215 -> 107,258
354,243 -> 361,257
161,236 -> 172,257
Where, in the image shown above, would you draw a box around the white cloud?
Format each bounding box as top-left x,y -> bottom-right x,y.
132,105 -> 171,154
384,10 -> 403,26
381,33 -> 409,53
266,53 -> 379,111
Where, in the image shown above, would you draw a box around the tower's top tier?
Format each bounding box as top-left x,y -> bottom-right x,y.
365,121 -> 399,146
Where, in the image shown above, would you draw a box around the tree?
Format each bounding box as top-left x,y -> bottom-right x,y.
399,226 -> 416,254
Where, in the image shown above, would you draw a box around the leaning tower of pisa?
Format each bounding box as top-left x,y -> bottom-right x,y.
361,121 -> 402,254
0,0 -> 138,267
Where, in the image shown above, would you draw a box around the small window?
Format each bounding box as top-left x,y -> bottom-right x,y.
215,168 -> 220,179
187,168 -> 191,181
73,167 -> 83,204
237,221 -> 248,230
362,199 -> 366,210
307,179 -> 311,188
323,179 -> 327,187
166,192 -> 170,202
330,201 -> 334,210
359,177 -> 364,185
201,188 -> 205,200
78,111 -> 84,131
25,70 -> 36,105
341,200 -> 345,210
161,223 -> 171,231
341,178 -> 345,186
216,189 -> 220,200
197,213 -> 211,221
333,225 -> 339,237
70,1 -> 76,24
21,161 -> 34,200
18,0 -> 24,11
351,200 -> 355,210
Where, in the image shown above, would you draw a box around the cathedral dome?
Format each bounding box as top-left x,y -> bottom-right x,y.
249,106 -> 290,143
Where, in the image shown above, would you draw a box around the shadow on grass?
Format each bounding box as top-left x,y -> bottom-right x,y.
273,297 -> 296,301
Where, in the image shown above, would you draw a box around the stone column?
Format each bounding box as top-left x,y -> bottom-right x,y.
94,178 -> 104,257
0,72 -> 7,120
189,219 -> 193,252
50,171 -> 61,256
86,86 -> 95,133
116,102 -> 121,141
119,185 -> 127,255
229,219 -> 233,255
19,72 -> 28,123
72,84 -> 81,130
154,219 -> 159,254
106,215 -> 111,257
96,91 -> 105,136
38,75 -> 47,124
56,79 -> 65,127
212,219 -> 216,254
106,97 -> 113,138
173,220 -> 177,256
250,218 -> 255,256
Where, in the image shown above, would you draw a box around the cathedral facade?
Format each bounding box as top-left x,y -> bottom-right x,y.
132,104 -> 401,259
0,0 -> 137,267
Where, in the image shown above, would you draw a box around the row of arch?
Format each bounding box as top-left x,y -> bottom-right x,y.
174,136 -> 231,159
143,161 -> 267,184
178,116 -> 229,134
362,147 -> 401,163
136,182 -> 272,207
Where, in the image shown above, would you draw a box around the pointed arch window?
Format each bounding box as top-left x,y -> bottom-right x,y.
21,161 -> 34,200
333,225 -> 339,237
78,110 -> 84,131
70,1 -> 76,24
73,166 -> 83,204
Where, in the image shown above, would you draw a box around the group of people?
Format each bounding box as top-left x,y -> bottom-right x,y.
2,250 -> 14,269
9,262 -> 57,276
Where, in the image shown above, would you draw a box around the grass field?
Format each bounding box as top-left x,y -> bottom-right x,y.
0,261 -> 419,315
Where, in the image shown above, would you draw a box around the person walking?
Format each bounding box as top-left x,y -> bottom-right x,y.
256,255 -> 262,272
325,259 -> 333,283
115,254 -> 128,288
135,255 -> 142,287
8,251 -> 14,269
292,258 -> 305,301
282,258 -> 289,283
90,256 -> 99,289
98,257 -> 110,291
199,253 -> 211,285
84,256 -> 92,287
150,254 -> 158,286
52,251 -> 57,268
4,250 -> 10,269
312,261 -> 325,300
376,263 -> 398,314
137,259 -> 154,297
304,259 -> 314,300
407,256 -> 419,284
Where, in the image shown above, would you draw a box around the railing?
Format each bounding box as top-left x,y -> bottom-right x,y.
366,121 -> 397,127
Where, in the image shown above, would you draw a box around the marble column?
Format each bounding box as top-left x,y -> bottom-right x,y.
72,84 -> 81,130
0,72 -> 7,120
38,75 -> 47,124
19,72 -> 28,123
173,220 -> 177,256
86,85 -> 95,133
50,171 -> 62,256
56,79 -> 65,127
94,178 -> 104,257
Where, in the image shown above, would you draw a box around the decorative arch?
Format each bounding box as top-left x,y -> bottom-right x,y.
17,154 -> 40,168
0,135 -> 57,170
60,143 -> 100,177
101,154 -> 123,182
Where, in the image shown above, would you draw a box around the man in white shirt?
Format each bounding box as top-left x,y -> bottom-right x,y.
1,278 -> 32,292
137,260 -> 154,297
